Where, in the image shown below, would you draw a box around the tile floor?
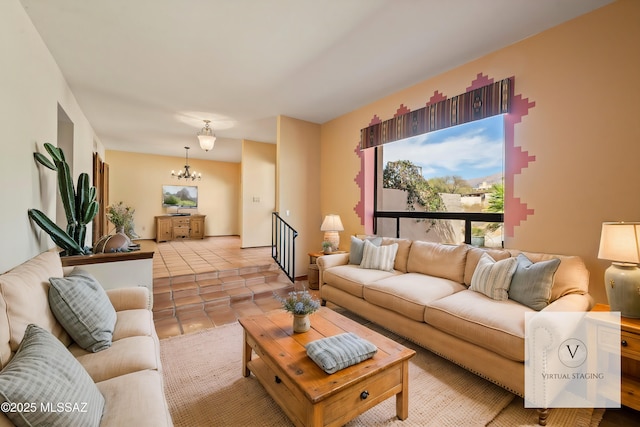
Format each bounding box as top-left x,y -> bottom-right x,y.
149,236 -> 301,339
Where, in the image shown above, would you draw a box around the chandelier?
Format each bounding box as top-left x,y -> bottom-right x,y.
171,146 -> 201,181
197,120 -> 216,151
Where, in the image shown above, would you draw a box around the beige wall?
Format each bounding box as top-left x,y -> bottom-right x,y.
106,150 -> 240,239
0,0 -> 104,273
277,116 -> 322,277
241,140 -> 276,248
320,0 -> 640,304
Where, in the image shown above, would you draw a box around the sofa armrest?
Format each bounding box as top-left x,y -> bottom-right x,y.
525,293 -> 593,408
106,287 -> 150,311
317,253 -> 350,290
540,292 -> 593,313
316,253 -> 350,270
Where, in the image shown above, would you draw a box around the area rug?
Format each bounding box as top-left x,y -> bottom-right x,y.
160,321 -> 603,427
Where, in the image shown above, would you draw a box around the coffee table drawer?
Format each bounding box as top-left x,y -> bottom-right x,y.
247,357 -> 307,426
322,364 -> 403,426
249,355 -> 404,427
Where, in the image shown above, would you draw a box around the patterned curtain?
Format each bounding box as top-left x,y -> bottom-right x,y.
360,78 -> 512,150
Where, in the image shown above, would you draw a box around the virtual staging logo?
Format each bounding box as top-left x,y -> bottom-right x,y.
558,338 -> 587,368
524,312 -> 621,408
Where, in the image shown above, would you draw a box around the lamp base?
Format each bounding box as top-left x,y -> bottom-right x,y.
604,263 -> 640,318
323,231 -> 340,252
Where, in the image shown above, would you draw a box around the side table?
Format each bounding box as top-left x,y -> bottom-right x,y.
307,252 -> 324,290
307,251 -> 347,290
591,303 -> 640,410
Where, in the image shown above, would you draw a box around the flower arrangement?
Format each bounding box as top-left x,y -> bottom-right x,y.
275,288 -> 320,315
106,201 -> 139,240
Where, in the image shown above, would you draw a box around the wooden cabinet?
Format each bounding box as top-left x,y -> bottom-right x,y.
155,215 -> 206,242
591,304 -> 640,410
190,215 -> 205,239
156,217 -> 173,242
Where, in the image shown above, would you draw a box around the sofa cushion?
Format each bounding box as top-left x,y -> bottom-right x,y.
509,250 -> 589,302
70,335 -> 160,383
360,240 -> 398,271
0,251 -> 71,369
0,324 -> 104,427
363,273 -> 466,322
508,254 -> 561,310
406,241 -> 469,283
381,238 -> 412,272
322,264 -> 399,298
349,236 -> 382,265
97,370 -> 172,427
425,290 -> 532,362
113,309 -> 155,341
469,253 -> 518,301
49,268 -> 117,352
463,246 -> 512,286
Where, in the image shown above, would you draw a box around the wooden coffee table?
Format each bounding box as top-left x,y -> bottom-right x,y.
240,307 -> 415,427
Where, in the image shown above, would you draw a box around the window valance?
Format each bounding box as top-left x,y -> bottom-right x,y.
360,78 -> 512,150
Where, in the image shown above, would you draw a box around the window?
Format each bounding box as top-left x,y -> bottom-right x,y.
374,115 -> 504,247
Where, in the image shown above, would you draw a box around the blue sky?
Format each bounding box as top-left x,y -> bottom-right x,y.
383,115 -> 505,181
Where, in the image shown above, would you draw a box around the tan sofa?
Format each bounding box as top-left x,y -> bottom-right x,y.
318,239 -> 592,422
0,251 -> 172,426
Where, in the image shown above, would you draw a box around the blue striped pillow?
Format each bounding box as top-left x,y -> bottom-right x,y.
306,332 -> 377,374
470,253 -> 518,300
0,324 -> 104,427
49,268 -> 117,352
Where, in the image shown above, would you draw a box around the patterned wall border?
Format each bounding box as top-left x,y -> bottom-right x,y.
353,73 -> 536,238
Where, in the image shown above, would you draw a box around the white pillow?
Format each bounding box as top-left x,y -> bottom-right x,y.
470,252 -> 518,300
360,240 -> 398,272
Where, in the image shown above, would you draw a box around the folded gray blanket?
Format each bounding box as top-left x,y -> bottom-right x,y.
305,332 -> 378,374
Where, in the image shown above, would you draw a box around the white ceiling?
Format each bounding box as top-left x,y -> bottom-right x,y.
20,0 -> 612,162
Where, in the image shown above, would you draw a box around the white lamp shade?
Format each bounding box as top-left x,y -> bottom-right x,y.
197,134 -> 216,151
598,222 -> 640,263
320,215 -> 344,232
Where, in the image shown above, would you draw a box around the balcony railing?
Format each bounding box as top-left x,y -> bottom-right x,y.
272,212 -> 298,283
374,211 -> 504,244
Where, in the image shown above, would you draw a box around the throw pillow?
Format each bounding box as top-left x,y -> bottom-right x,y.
509,253 -> 561,310
306,332 -> 378,374
49,268 -> 117,352
360,240 -> 398,272
349,236 -> 382,264
0,324 -> 104,427
470,253 -> 518,301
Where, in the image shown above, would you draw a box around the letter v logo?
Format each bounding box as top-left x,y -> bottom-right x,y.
559,338 -> 587,368
566,344 -> 580,359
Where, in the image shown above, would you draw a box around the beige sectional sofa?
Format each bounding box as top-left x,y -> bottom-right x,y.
318,238 -> 592,422
0,251 -> 172,426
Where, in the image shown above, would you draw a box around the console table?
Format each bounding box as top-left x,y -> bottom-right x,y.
155,214 -> 206,242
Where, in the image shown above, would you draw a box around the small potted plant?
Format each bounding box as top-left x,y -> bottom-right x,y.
322,240 -> 333,254
275,287 -> 321,333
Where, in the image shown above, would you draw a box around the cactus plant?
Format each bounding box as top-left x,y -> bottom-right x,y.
28,143 -> 98,255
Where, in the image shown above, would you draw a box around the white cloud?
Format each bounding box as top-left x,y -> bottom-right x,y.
383,124 -> 503,178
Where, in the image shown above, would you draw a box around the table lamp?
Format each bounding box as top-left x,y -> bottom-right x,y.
320,215 -> 344,252
597,221 -> 640,318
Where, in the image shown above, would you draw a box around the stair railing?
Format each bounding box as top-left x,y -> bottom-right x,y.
272,212 -> 298,283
